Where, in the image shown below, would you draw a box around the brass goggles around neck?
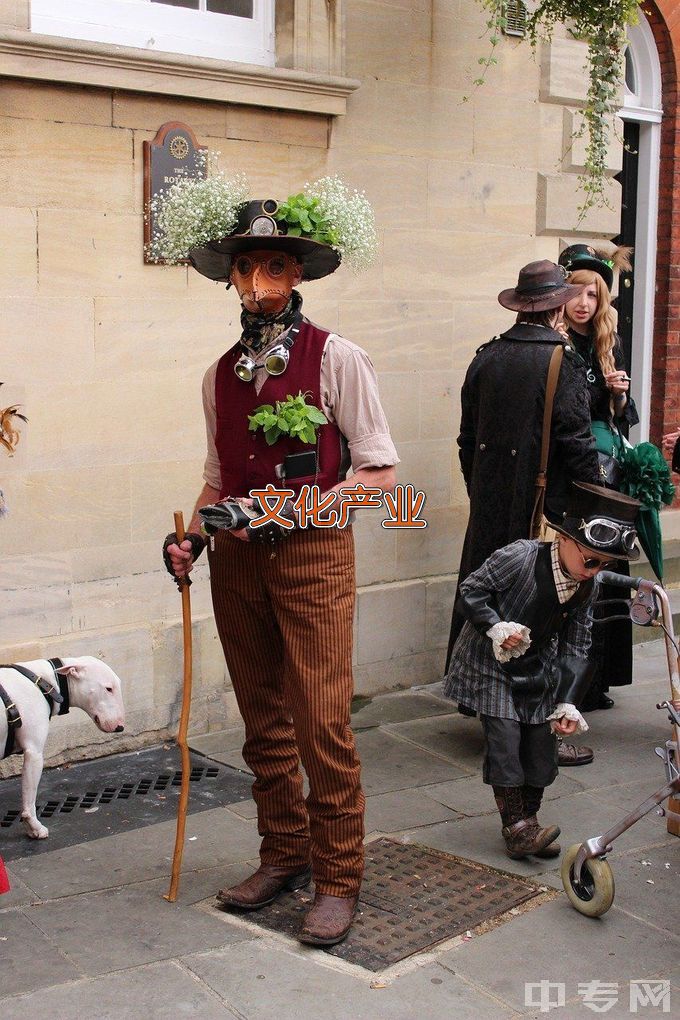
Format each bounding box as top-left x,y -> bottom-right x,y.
234,314 -> 303,383
577,517 -> 637,555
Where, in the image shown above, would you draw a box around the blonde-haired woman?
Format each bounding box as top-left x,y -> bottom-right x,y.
559,244 -> 638,711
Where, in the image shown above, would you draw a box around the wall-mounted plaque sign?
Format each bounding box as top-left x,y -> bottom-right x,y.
143,121 -> 207,264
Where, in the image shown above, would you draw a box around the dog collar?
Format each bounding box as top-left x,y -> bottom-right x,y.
47,658 -> 70,716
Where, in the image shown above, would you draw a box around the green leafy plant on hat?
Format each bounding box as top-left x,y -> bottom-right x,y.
473,1 -> 640,222
146,150 -> 249,264
275,194 -> 338,246
276,175 -> 378,273
248,392 -> 328,447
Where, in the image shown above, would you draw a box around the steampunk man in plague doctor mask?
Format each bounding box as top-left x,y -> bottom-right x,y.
163,193 -> 398,946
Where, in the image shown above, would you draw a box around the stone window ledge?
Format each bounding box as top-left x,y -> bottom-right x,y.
0,29 -> 360,115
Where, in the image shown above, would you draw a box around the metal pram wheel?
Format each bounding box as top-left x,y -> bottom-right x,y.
561,844 -> 615,917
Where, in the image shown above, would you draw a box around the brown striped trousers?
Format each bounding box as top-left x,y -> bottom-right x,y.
208,525 -> 364,898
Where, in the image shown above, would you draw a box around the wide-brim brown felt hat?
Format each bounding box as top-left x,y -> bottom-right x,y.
498,259 -> 585,313
188,199 -> 341,283
551,481 -> 641,561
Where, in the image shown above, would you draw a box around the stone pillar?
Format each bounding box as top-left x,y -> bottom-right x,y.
276,0 -> 345,76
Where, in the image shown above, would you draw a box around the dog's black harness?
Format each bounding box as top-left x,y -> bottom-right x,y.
0,659 -> 69,759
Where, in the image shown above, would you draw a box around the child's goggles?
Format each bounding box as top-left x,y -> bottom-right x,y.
578,517 -> 637,554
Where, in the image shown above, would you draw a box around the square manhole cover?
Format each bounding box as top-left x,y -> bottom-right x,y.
0,744 -> 253,859
217,837 -> 544,971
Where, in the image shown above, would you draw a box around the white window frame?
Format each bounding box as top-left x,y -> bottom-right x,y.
619,16 -> 663,444
30,0 -> 275,67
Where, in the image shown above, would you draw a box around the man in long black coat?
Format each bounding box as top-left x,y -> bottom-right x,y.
446,262 -> 601,693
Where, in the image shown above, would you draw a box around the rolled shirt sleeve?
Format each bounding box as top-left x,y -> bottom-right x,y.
321,334 -> 399,471
202,359 -> 221,490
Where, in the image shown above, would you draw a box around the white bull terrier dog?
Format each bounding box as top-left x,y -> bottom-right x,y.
0,656 -> 125,839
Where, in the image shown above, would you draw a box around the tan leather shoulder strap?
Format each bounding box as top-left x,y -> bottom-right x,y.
530,343 -> 564,538
540,344 -> 564,476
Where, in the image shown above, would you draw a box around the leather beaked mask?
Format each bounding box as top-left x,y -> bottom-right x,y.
230,250 -> 303,316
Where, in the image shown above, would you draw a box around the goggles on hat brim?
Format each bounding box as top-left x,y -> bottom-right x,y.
577,517 -> 638,555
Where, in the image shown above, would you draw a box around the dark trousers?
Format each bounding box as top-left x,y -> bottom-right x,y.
480,715 -> 558,788
208,525 -> 364,898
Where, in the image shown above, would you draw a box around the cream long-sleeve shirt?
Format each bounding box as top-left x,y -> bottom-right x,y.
202,326 -> 399,490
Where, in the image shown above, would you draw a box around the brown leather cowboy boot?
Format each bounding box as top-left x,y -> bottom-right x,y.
502,817 -> 561,860
216,863 -> 312,911
298,893 -> 359,946
493,785 -> 560,860
522,784 -> 560,858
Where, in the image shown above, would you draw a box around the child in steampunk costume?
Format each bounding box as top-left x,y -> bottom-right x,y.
448,260 -> 601,768
444,482 -> 640,859
162,183 -> 398,946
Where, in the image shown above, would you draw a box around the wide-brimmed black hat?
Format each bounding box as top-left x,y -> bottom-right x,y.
188,200 -> 341,283
498,260 -> 585,313
558,244 -> 614,291
552,481 -> 641,561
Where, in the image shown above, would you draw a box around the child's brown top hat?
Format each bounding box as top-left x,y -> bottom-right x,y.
551,481 -> 641,561
498,260 -> 585,313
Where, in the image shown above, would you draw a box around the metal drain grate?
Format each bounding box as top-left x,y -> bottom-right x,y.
0,764 -> 221,828
218,837 -> 543,971
0,744 -> 253,860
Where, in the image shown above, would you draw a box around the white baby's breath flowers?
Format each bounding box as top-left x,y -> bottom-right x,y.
305,175 -> 378,273
147,158 -> 377,274
148,152 -> 249,264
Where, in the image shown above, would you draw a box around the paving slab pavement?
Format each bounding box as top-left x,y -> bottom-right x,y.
1,639 -> 679,1019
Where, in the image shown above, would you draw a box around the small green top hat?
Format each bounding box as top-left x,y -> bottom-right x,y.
558,244 -> 618,291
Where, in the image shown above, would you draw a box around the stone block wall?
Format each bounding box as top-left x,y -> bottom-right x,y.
0,2 -> 625,771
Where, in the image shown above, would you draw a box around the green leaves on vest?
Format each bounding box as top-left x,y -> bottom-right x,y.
248,391 -> 328,447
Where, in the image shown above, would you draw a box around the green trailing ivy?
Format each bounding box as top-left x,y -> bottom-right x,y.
475,1 -> 640,221
248,392 -> 328,447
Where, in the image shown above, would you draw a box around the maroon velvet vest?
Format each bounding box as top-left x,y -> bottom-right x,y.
214,318 -> 348,499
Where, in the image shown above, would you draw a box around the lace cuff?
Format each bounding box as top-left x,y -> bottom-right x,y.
486,622 -> 532,663
547,702 -> 589,735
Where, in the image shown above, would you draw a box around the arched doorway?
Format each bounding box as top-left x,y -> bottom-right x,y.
618,15 -> 663,442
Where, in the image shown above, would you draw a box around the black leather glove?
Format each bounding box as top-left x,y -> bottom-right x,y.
162,531 -> 206,585
246,497 -> 296,546
199,498 -> 296,547
198,501 -> 258,535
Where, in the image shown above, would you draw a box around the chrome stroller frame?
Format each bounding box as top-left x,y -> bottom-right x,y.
562,572 -> 680,917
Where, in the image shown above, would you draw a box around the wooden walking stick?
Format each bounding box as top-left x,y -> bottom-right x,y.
164,510 -> 193,902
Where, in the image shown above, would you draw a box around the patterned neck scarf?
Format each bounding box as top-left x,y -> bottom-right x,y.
551,539 -> 580,604
239,290 -> 303,353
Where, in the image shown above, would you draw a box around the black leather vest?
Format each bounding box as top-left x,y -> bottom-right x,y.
501,543 -> 593,683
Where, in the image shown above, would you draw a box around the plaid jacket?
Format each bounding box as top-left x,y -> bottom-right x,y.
444,539 -> 595,723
